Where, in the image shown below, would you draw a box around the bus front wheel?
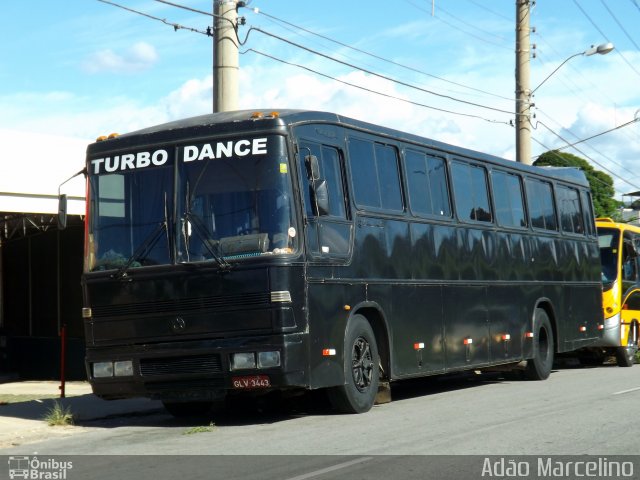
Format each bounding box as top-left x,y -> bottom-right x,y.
328,314 -> 380,414
617,322 -> 639,367
525,308 -> 554,380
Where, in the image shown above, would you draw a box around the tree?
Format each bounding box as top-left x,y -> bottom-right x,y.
533,150 -> 620,219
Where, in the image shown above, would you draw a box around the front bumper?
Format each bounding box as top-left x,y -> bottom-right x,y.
86,332 -> 308,401
591,312 -> 621,348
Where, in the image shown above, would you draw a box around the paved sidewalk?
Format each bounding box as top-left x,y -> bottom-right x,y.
0,381 -> 162,448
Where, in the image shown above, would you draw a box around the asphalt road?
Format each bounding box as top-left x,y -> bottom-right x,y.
3,364 -> 640,479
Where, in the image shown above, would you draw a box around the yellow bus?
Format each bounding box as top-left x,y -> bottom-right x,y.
591,218 -> 640,366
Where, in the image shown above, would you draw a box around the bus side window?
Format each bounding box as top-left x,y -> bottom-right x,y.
525,178 -> 558,231
348,138 -> 403,212
491,170 -> 526,228
580,190 -> 596,236
300,142 -> 347,219
557,185 -> 585,235
404,150 -> 451,218
451,161 -> 493,223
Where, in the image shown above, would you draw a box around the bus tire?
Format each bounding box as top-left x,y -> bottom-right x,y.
616,323 -> 638,367
616,347 -> 636,367
328,314 -> 380,414
525,308 -> 554,380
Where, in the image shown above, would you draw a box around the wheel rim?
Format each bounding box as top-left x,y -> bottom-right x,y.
351,336 -> 374,392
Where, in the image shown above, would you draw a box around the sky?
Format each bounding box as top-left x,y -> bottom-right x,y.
1,0 -> 639,198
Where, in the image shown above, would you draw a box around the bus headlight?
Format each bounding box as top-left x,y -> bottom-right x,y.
257,351 -> 281,369
114,360 -> 134,377
93,362 -> 114,378
230,353 -> 256,371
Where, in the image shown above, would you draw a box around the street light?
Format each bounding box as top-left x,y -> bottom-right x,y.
531,42 -> 615,94
516,41 -> 614,165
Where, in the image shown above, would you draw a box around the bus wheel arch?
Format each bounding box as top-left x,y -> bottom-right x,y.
525,304 -> 556,380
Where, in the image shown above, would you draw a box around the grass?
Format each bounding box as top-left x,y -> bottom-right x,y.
182,422 -> 215,435
43,400 -> 74,426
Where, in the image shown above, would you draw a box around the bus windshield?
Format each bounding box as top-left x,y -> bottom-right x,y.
86,134 -> 296,272
177,135 -> 296,262
598,227 -> 620,286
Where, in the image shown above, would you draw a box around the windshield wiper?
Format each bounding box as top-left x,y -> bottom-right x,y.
182,211 -> 233,271
112,221 -> 167,280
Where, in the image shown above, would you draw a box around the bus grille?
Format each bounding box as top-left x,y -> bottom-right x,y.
139,354 -> 223,377
91,292 -> 270,318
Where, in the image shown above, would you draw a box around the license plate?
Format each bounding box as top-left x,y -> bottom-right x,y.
231,375 -> 271,389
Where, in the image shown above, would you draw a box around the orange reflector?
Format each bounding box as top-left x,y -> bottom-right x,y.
501,334 -> 511,341
322,348 -> 336,356
622,304 -> 629,310
525,332 -> 534,338
579,326 -> 587,332
463,338 -> 473,345
414,342 -> 425,350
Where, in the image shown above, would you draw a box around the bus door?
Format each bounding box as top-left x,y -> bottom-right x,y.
620,232 -> 640,357
296,134 -> 355,388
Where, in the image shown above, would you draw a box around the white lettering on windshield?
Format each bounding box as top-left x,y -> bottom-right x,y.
182,137 -> 268,162
91,150 -> 169,174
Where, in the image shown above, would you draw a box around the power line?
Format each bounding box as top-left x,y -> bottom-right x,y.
530,136 -> 616,192
599,0 -> 640,51
572,0 -> 640,78
242,48 -> 512,125
241,6 -> 514,101
96,0 -> 210,35
465,0 -> 511,22
532,112 -> 640,180
404,0 -> 511,51
535,120 -> 640,191
245,27 -> 516,116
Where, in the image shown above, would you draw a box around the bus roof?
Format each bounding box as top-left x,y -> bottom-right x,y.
88,109 -> 589,188
596,217 -> 640,234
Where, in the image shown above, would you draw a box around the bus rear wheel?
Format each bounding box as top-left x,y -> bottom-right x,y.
525,308 -> 554,380
328,315 -> 380,414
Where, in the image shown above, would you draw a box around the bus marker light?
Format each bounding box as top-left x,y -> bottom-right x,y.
525,332 -> 534,338
250,111 -> 264,119
501,334 -> 511,341
343,305 -> 351,311
463,338 -> 473,345
322,348 -> 336,356
579,326 -> 587,332
82,307 -> 92,319
597,324 -> 604,330
107,133 -> 119,139
414,342 -> 424,350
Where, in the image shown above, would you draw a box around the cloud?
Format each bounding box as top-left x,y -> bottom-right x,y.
82,42 -> 159,74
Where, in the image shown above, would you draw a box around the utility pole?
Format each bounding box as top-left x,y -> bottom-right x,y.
213,0 -> 239,112
515,0 -> 532,165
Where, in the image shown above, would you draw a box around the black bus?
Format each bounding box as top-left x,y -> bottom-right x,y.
78,110 -> 602,414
